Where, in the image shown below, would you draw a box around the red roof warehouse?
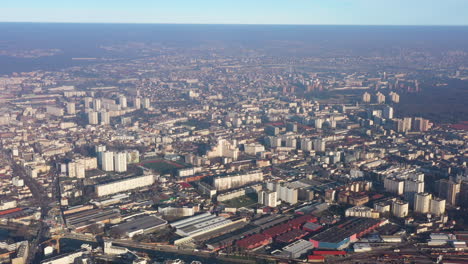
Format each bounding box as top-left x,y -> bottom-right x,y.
276,229 -> 309,244
262,223 -> 291,238
236,234 -> 272,250
288,215 -> 317,229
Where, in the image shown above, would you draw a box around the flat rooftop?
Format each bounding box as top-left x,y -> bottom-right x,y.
113,215 -> 167,233
311,218 -> 382,243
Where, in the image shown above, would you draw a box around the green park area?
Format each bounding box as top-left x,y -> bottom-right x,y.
139,159 -> 187,174
222,193 -> 258,209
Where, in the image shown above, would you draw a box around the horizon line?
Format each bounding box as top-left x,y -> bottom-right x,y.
1,21 -> 468,27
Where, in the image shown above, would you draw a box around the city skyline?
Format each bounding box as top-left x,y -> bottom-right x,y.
0,4 -> 467,263
1,0 -> 468,26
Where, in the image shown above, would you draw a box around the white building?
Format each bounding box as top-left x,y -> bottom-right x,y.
101,151 -> 114,172
213,170 -> 263,191
376,92 -> 386,104
384,178 -> 404,195
285,137 -> 297,148
66,102 -> 76,115
313,138 -> 326,152
314,118 -> 324,129
207,139 -> 239,161
119,96 -> 127,108
46,105 -> 64,116
374,201 -> 392,213
274,183 -> 298,205
392,200 -> 409,218
41,249 -> 86,264
67,162 -> 81,178
67,161 -> 85,178
88,111 -> 99,125
133,97 -> 141,109
12,177 -> 24,187
93,98 -> 102,111
170,212 -> 233,237
404,179 -> 424,204
95,174 -> 155,197
389,92 -> 400,103
383,106 -> 393,119
84,97 -> 92,108
259,190 -> 278,207
100,111 -> 110,125
244,143 -> 265,156
114,152 -> 127,173
345,206 -> 380,218
267,136 -> 282,148
414,193 -> 432,213
430,197 -> 446,216
300,138 -> 313,151
0,200 -> 17,210
362,92 -> 371,103
282,239 -> 314,259
142,98 -> 151,109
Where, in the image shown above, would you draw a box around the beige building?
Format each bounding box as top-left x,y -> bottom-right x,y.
430,197 -> 446,216
392,200 -> 409,218
259,190 -> 278,207
376,92 -> 386,104
384,177 -> 404,195
95,174 -> 155,197
345,206 -> 380,218
414,193 -> 432,213
362,92 -> 371,103
88,111 -> 99,125
101,151 -> 114,172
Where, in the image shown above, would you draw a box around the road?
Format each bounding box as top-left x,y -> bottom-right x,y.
2,151 -> 53,264
111,239 -> 258,263
332,241 -> 435,264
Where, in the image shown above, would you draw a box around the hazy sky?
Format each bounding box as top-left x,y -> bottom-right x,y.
1,0 -> 468,25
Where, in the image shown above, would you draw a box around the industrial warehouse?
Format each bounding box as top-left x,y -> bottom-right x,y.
109,215 -> 167,238
170,212 -> 234,237
64,208 -> 121,231
309,218 -> 387,249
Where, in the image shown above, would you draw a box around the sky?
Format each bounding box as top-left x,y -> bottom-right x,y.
1,0 -> 468,26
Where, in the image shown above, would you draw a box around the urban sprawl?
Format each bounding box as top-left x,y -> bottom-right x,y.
0,46 -> 467,264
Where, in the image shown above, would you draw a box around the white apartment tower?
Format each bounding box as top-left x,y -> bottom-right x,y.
404,179 -> 424,204
383,105 -> 394,119
259,190 -> 278,207
66,102 -> 76,115
134,97 -> 141,109
414,193 -> 432,213
313,138 -> 326,152
362,92 -> 371,103
392,200 -> 409,218
376,92 -> 386,104
142,98 -> 151,109
93,98 -> 102,111
119,96 -> 127,108
100,111 -> 110,125
114,152 -> 127,173
88,111 -> 99,125
384,178 -> 404,196
101,151 -> 114,171
430,198 -> 446,216
389,92 -> 400,103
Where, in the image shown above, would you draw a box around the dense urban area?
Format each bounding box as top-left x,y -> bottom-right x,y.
0,27 -> 468,264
